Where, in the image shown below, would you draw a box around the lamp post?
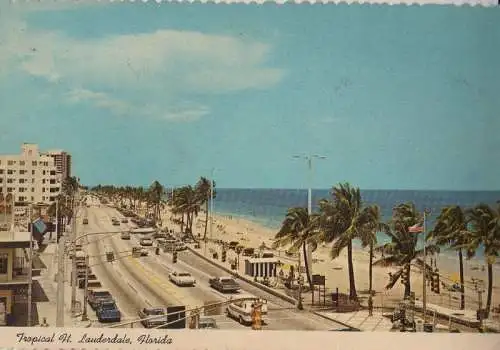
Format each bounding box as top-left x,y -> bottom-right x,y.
292,153 -> 326,289
26,204 -> 34,326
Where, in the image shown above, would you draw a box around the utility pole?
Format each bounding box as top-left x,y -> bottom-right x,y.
71,184 -> 80,315
82,253 -> 89,321
55,201 -> 65,327
26,204 -> 33,326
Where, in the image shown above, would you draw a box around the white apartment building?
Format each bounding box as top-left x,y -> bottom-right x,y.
0,144 -> 64,204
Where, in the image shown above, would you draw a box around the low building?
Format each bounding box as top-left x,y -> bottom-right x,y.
0,230 -> 36,326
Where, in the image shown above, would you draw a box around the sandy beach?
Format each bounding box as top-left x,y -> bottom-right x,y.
160,206 -> 500,315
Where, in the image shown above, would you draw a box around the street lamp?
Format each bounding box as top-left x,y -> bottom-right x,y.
292,153 -> 326,310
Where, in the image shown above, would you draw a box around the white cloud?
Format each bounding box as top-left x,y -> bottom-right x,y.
0,9 -> 285,122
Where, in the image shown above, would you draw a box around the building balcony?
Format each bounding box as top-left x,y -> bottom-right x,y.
0,256 -> 41,286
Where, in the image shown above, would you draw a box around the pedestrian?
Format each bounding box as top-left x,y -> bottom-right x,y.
40,317 -> 49,327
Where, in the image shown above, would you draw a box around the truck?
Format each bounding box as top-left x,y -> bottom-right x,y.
87,288 -> 114,310
137,307 -> 168,328
96,301 -> 121,323
209,276 -> 240,293
226,294 -> 268,326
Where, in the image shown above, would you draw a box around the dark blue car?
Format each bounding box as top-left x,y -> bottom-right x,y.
96,301 -> 121,323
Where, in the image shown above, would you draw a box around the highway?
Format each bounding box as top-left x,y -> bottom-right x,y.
75,197 -> 345,330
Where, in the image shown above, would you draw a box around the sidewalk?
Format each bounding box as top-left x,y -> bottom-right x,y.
37,240 -> 91,328
314,309 -> 393,331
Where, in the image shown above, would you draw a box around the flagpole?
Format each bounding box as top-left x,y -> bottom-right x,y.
422,208 -> 430,325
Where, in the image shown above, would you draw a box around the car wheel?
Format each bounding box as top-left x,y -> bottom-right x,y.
238,316 -> 244,325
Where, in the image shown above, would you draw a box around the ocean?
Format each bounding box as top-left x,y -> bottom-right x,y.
211,189 -> 500,260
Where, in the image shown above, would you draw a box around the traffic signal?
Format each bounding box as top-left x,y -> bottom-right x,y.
221,250 -> 227,263
431,270 -> 440,294
172,251 -> 178,264
401,265 -> 409,285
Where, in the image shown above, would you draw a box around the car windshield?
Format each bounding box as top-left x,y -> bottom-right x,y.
101,302 -> 116,309
94,291 -> 111,297
148,309 -> 164,315
178,273 -> 191,277
221,278 -> 236,284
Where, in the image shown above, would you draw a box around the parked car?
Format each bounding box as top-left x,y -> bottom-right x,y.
96,301 -> 121,323
87,289 -> 114,310
121,218 -> 128,223
121,231 -> 131,240
82,218 -> 89,225
226,295 -> 268,326
198,317 -> 218,329
138,307 -> 168,328
78,274 -> 98,288
112,219 -> 120,226
168,271 -> 196,286
140,238 -> 153,246
133,246 -> 149,257
175,242 -> 187,251
209,277 -> 240,293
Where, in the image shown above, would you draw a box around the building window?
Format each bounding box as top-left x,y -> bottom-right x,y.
49,196 -> 56,201
7,179 -> 13,184
42,179 -> 45,184
19,179 -> 25,184
50,170 -> 56,176
31,188 -> 34,192
20,170 -> 26,175
32,161 -> 37,166
43,170 -> 46,175
0,169 -> 3,174
7,160 -> 14,166
0,253 -> 8,274
31,196 -> 34,201
7,188 -> 13,193
18,196 -> 25,202
50,179 -> 56,184
32,179 -> 35,183
42,188 -> 45,192
32,170 -> 35,175
19,161 -> 25,166
19,188 -> 25,193
7,169 -> 14,175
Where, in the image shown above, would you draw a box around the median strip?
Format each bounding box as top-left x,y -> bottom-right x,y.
186,246 -> 297,305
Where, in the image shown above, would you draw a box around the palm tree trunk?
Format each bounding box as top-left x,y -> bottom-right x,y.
404,265 -> 411,298
203,201 -> 209,240
347,240 -> 357,299
369,241 -> 373,296
486,263 -> 493,317
458,249 -> 465,310
302,243 -> 313,289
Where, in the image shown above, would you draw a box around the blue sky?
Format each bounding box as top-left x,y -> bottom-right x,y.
0,2 -> 499,190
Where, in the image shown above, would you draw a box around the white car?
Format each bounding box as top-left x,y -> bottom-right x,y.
168,271 -> 196,286
140,238 -> 153,246
226,295 -> 268,326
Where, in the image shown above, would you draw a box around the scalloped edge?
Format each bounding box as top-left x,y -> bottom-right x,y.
6,0 -> 500,9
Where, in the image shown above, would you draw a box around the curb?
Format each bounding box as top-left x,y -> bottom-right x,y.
312,311 -> 361,331
187,246 -> 297,305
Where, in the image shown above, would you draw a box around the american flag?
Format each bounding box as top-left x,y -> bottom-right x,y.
408,223 -> 424,233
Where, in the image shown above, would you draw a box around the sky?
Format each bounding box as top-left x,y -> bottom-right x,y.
0,1 -> 499,190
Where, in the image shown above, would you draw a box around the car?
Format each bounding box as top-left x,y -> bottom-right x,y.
226,295 -> 268,326
138,307 -> 168,328
175,242 -> 187,251
78,274 -> 98,288
133,246 -> 149,256
121,218 -> 128,223
82,218 -> 89,225
209,277 -> 240,293
87,289 -> 114,310
112,219 -> 120,226
121,232 -> 131,240
156,238 -> 166,245
140,238 -> 153,246
168,271 -> 196,286
96,301 -> 121,323
198,317 -> 218,329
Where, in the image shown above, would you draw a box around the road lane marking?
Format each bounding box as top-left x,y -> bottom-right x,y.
127,282 -> 138,294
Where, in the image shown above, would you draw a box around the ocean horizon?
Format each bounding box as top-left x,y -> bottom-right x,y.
207,188 -> 500,261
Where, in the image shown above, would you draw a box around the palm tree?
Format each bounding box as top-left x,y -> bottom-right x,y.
273,207 -> 322,290
427,205 -> 468,310
320,183 -> 373,300
195,177 -> 216,241
374,202 -> 438,298
358,205 -> 385,298
148,181 -> 165,224
461,203 -> 500,317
